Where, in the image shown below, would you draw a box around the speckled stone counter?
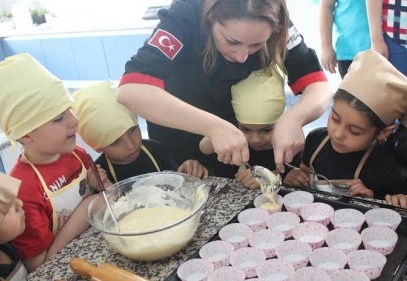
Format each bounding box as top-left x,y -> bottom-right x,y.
27,177 -> 261,281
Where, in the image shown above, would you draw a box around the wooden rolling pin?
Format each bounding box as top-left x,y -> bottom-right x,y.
70,258 -> 150,281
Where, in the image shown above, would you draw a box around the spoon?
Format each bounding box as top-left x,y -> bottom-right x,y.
249,165 -> 282,194
284,163 -> 348,190
87,154 -> 122,233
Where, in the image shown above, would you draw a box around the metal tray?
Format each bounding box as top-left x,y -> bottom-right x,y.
165,186 -> 407,281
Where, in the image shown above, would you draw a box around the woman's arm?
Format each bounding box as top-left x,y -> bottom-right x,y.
319,0 -> 337,74
117,83 -> 249,165
366,0 -> 388,58
273,81 -> 332,171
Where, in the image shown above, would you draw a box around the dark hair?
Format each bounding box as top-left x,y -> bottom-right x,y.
335,89 -> 407,183
202,0 -> 288,74
333,89 -> 386,132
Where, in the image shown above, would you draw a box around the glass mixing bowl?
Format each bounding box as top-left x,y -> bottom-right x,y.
88,171 -> 209,261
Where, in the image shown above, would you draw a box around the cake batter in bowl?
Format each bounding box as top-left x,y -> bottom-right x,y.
88,171 -> 209,261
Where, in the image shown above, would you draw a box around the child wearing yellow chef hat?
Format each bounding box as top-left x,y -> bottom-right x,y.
73,81 -> 208,183
0,53 -> 102,272
284,49 -> 407,201
0,173 -> 27,280
200,64 -> 286,188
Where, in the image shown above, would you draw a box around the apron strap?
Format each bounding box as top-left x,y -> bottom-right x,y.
141,145 -> 161,172
354,142 -> 375,179
309,136 -> 376,179
106,144 -> 160,183
309,135 -> 330,172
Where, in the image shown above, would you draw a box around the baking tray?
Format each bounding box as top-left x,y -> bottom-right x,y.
165,186 -> 407,281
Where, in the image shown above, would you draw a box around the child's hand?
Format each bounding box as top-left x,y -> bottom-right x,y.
385,194 -> 407,208
177,160 -> 209,179
235,169 -> 259,189
347,179 -> 374,198
87,165 -> 113,191
283,164 -> 310,187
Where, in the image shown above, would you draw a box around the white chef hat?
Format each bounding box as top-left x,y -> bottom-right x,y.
73,81 -> 138,150
0,53 -> 73,146
232,64 -> 286,124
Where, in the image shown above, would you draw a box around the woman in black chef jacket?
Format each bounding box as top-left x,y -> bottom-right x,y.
117,0 -> 332,176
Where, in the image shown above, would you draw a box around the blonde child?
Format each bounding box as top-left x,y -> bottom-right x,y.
0,173 -> 27,280
73,81 -> 208,184
0,54 -> 104,272
284,50 -> 407,200
200,65 -> 286,188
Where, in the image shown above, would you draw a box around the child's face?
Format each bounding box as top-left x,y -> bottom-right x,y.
26,108 -> 78,154
0,198 -> 25,244
237,122 -> 274,151
327,99 -> 378,153
102,126 -> 142,164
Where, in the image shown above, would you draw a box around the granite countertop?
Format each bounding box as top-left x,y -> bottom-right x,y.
25,177 -> 407,281
26,177 -> 261,281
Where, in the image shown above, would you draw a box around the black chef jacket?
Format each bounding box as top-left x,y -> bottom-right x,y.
120,0 -> 327,176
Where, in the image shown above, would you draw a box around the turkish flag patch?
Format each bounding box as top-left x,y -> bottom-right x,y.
148,29 -> 184,60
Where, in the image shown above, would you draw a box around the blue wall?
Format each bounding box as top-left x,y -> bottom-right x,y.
1,31 -> 150,81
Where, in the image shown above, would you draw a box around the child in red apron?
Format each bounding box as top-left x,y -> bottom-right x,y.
0,54 -> 105,272
0,173 -> 27,280
284,50 -> 407,200
200,64 -> 287,188
73,81 -> 208,184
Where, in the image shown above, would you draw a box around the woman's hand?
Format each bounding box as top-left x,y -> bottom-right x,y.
347,179 -> 374,198
273,81 -> 332,172
208,121 -> 249,166
385,194 -> 407,208
178,160 -> 209,179
273,116 -> 305,171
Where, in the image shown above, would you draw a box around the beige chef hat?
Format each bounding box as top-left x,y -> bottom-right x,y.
232,64 -> 285,124
340,49 -> 407,126
73,81 -> 138,150
0,173 -> 21,225
0,53 -> 73,146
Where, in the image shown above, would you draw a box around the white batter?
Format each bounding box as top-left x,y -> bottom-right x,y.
106,205 -> 198,261
258,170 -> 279,211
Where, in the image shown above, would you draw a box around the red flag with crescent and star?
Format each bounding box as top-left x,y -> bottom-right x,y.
148,29 -> 184,60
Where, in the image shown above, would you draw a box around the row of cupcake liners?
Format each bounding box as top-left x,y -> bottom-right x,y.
166,186 -> 407,281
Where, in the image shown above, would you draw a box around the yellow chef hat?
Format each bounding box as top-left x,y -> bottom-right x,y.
0,53 -> 73,146
0,173 -> 21,225
340,50 -> 407,126
73,81 -> 138,150
231,64 -> 285,124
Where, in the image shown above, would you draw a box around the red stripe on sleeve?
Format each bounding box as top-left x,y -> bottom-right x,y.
290,71 -> 327,95
119,73 -> 165,89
